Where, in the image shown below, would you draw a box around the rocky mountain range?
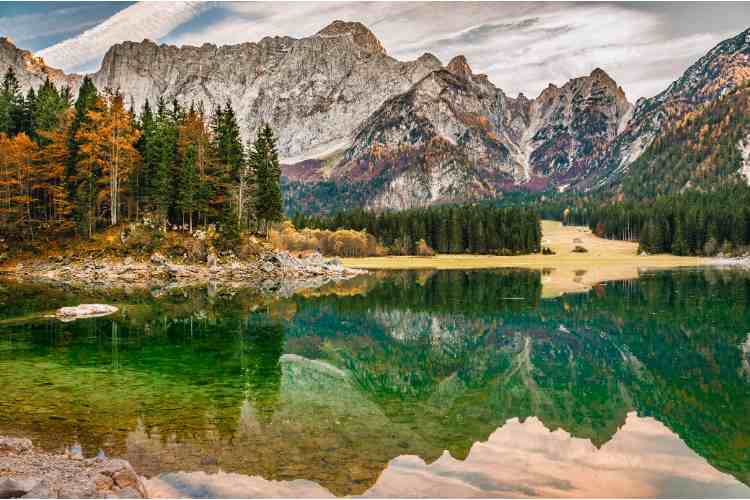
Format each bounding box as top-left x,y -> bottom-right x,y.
2,22 -> 749,211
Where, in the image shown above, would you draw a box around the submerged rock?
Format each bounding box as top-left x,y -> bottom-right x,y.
56,304 -> 119,321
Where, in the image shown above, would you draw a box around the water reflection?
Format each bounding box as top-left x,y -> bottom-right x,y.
1,268 -> 749,497
146,413 -> 750,498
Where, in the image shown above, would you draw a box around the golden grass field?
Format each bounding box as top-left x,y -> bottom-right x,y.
342,221 -> 704,297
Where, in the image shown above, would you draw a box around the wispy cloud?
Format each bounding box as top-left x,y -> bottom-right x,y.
37,1 -> 211,72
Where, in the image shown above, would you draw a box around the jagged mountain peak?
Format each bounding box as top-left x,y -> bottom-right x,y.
586,26 -> 750,188
417,52 -> 442,67
447,55 -> 473,79
590,67 -> 612,80
0,35 -> 81,93
315,20 -> 386,55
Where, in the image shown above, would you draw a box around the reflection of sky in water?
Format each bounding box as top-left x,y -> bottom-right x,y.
147,412 -> 750,498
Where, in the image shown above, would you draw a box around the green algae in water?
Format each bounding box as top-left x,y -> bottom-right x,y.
0,269 -> 749,497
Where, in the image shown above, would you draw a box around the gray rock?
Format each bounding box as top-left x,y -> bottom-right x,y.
57,484 -> 96,499
261,261 -> 275,273
112,487 -> 141,499
149,253 -> 167,265
0,478 -> 38,498
21,480 -> 53,499
93,473 -> 113,491
0,437 -> 32,454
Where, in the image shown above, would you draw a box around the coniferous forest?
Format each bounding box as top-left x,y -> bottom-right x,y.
552,186 -> 750,256
0,68 -> 284,247
293,205 -> 542,255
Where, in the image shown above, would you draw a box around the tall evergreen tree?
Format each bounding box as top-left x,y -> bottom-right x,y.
208,102 -> 243,226
66,76 -> 98,216
251,124 -> 282,236
0,67 -> 22,135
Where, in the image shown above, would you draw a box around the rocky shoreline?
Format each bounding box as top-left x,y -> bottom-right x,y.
1,250 -> 366,297
0,437 -> 147,498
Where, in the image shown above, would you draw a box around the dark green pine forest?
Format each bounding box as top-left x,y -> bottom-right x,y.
293,205 -> 542,255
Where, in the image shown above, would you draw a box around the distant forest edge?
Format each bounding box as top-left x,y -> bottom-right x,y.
539,186 -> 750,257
292,206 -> 542,256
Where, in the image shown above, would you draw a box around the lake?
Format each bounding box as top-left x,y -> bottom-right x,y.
1,268 -> 749,497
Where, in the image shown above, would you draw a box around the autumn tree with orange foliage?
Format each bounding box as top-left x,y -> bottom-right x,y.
76,90 -> 141,230
0,132 -> 37,239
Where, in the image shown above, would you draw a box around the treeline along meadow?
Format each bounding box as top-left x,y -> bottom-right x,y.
0,67 -> 283,247
540,186 -> 750,256
292,205 -> 542,255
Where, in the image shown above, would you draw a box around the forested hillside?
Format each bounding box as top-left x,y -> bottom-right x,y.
621,84 -> 750,198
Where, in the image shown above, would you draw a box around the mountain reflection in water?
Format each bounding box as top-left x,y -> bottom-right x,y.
0,268 -> 749,497
147,413 -> 749,498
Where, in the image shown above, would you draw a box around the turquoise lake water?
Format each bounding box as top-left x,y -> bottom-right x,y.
1,268 -> 749,497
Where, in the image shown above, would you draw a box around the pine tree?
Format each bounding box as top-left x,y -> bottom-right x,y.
31,78 -> 69,144
178,103 -> 212,225
210,101 -> 243,223
251,124 -> 283,236
218,202 -> 240,249
0,67 -> 22,135
149,108 -> 177,219
66,76 -> 98,208
35,109 -> 75,235
672,219 -> 689,256
18,87 -> 35,137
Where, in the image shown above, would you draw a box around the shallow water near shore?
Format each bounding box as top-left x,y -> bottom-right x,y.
1,268 -> 750,497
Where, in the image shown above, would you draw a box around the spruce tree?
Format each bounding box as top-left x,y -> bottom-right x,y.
32,78 -> 69,144
251,124 -> 283,236
0,67 -> 22,135
209,101 -> 243,221
66,76 -> 98,210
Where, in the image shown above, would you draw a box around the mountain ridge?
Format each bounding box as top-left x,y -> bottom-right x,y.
2,22 -> 750,211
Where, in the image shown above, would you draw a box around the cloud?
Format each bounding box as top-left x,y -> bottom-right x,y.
37,1 -> 210,71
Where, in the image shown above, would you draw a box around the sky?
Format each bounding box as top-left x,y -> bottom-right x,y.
1,1 -> 749,101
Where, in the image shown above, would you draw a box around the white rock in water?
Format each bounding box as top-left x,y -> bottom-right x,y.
56,304 -> 119,321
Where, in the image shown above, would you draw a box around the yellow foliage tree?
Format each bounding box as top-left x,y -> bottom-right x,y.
0,133 -> 37,238
76,91 -> 141,228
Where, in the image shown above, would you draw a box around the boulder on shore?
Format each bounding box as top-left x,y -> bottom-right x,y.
0,436 -> 147,498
